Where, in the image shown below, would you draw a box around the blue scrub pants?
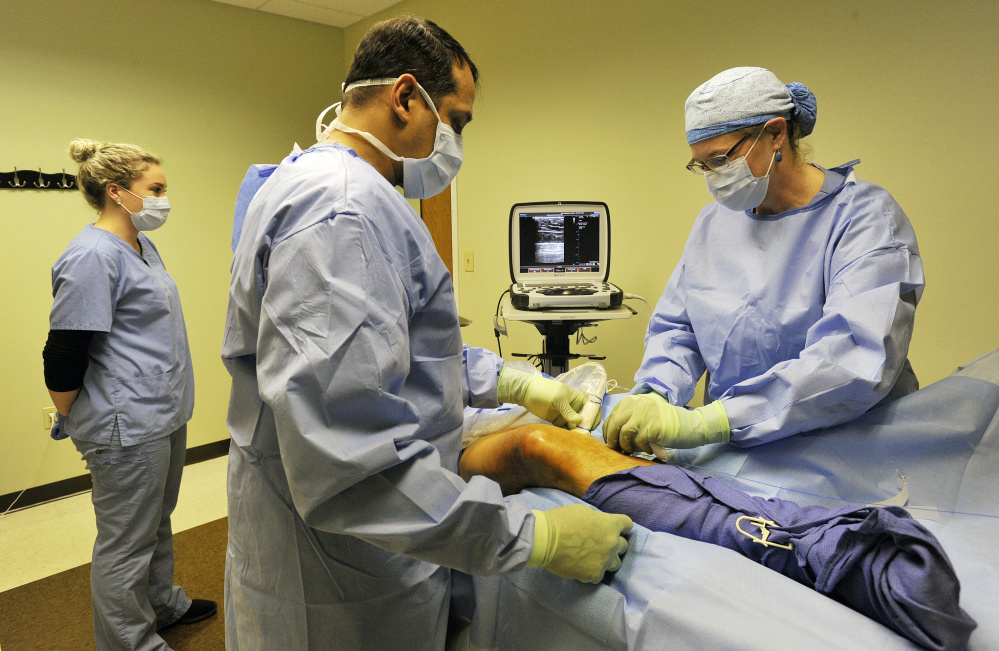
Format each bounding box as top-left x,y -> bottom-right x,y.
74,424 -> 192,651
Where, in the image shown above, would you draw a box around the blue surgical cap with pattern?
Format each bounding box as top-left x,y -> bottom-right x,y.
685,67 -> 817,145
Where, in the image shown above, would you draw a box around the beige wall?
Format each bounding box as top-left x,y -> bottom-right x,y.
0,0 -> 344,494
4,0 -> 998,495
347,0 -> 999,399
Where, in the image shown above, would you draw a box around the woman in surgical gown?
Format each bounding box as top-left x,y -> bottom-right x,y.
43,139 -> 214,650
605,67 -> 923,453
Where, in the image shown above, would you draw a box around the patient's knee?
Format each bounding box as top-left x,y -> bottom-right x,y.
515,426 -> 570,468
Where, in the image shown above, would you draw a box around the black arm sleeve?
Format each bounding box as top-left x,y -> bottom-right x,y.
43,330 -> 97,392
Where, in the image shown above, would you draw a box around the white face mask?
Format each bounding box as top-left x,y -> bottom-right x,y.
704,130 -> 776,211
119,188 -> 170,231
315,77 -> 463,200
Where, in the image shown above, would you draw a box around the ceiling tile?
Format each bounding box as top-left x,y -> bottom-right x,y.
317,0 -> 401,15
262,0 -> 359,26
209,0 -> 268,9
211,0 -> 402,27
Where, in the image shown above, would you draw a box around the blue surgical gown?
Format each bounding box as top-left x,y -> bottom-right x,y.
221,144 -> 535,649
49,225 -> 194,445
637,162 -> 923,445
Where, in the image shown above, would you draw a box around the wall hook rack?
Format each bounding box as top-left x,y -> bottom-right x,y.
56,169 -> 75,189
1,168 -> 77,191
7,168 -> 27,188
33,168 -> 50,188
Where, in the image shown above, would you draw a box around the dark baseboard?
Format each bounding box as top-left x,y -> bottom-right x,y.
0,474 -> 95,515
182,438 -> 231,465
0,438 -> 231,513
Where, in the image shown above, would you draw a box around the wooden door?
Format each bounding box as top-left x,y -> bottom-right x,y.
420,185 -> 452,274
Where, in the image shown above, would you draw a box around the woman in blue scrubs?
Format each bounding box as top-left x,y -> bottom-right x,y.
604,67 -> 924,454
43,139 -> 214,650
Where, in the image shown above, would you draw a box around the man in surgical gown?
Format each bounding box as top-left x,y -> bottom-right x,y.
605,67 -> 924,453
222,16 -> 632,650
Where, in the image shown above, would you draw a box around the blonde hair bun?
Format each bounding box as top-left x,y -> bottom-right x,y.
68,138 -> 102,163
68,139 -> 160,212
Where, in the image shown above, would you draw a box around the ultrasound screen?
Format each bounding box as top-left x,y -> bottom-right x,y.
518,211 -> 600,273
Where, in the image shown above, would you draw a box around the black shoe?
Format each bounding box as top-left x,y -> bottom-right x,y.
175,599 -> 217,625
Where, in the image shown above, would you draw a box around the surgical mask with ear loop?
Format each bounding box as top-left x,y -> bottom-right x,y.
315,78 -> 463,200
704,129 -> 776,211
118,187 -> 171,231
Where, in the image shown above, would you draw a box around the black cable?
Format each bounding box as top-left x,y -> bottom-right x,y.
494,289 -> 510,358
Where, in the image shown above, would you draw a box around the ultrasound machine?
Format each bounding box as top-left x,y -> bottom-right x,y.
508,201 -> 623,309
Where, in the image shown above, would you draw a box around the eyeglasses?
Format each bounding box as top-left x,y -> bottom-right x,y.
686,130 -> 761,175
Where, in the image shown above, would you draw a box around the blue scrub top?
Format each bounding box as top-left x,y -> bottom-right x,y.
49,225 -> 194,445
637,161 -> 924,445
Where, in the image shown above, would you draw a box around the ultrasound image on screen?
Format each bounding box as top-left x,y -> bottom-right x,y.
534,217 -> 564,264
519,211 -> 600,272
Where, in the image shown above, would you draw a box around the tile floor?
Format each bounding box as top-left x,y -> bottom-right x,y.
0,456 -> 228,593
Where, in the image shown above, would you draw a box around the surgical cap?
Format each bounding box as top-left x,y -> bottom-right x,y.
684,67 -> 817,145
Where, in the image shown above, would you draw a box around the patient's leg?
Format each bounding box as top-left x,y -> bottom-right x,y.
459,424 -> 657,498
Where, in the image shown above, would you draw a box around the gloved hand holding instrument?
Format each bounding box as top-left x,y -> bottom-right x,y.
498,366 -> 588,428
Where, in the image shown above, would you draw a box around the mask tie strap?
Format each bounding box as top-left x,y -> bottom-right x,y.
763,151 -> 777,177
316,78 -> 400,142
328,120 -> 404,162
414,84 -> 442,122
316,102 -> 341,142
342,77 -> 398,95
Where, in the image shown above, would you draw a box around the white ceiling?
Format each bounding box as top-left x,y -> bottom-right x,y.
209,0 -> 404,28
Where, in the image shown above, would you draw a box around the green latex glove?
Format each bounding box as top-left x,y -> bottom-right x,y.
527,505 -> 633,584
603,392 -> 730,454
497,366 -> 587,428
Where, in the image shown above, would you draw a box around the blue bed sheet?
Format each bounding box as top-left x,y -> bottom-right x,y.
455,349 -> 999,650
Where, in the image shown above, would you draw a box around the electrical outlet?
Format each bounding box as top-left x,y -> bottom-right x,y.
42,406 -> 58,430
463,250 -> 474,272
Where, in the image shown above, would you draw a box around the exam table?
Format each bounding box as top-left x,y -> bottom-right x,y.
452,349 -> 999,650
